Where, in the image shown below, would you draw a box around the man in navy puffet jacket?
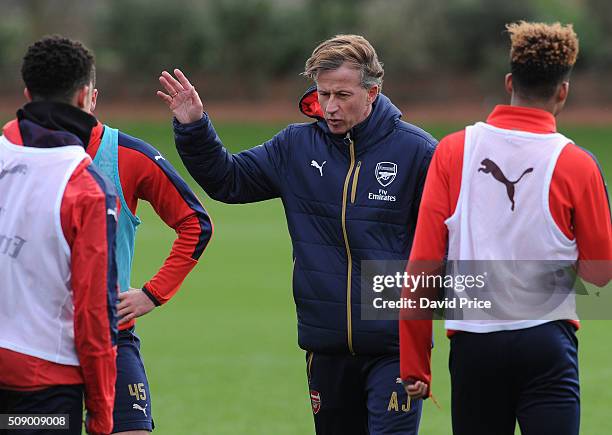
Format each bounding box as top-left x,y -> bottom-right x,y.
158,35 -> 437,435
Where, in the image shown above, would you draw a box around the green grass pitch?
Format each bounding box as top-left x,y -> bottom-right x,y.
108,118 -> 611,434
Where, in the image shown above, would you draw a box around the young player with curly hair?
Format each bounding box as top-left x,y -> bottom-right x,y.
400,21 -> 611,435
2,36 -> 213,434
0,36 -> 119,435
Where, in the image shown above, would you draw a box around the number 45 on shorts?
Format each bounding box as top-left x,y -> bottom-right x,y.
128,383 -> 147,401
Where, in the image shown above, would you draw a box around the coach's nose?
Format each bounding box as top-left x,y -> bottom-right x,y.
326,95 -> 340,115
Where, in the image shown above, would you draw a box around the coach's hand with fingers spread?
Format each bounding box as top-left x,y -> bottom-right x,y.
157,68 -> 204,124
117,288 -> 156,324
404,380 -> 429,400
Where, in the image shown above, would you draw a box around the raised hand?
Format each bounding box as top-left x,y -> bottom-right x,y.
157,69 -> 204,124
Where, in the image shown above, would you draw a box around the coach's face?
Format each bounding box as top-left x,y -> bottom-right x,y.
317,63 -> 378,135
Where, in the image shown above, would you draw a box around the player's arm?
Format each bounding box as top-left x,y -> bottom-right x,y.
400,134 -> 458,399
115,139 -> 212,324
63,162 -> 119,435
157,69 -> 287,203
410,142 -> 436,224
570,149 -> 612,284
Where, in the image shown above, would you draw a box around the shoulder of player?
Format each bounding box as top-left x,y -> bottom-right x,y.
438,129 -> 466,149
550,142 -> 608,209
115,130 -> 202,206
557,142 -> 603,176
67,159 -> 118,202
425,129 -> 466,166
116,130 -> 165,165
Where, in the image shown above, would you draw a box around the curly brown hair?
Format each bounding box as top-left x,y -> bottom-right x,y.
506,21 -> 579,99
22,35 -> 95,102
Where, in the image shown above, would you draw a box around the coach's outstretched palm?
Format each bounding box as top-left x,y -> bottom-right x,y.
158,68 -> 204,124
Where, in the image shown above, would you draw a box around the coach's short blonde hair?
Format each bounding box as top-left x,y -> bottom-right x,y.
303,34 -> 384,89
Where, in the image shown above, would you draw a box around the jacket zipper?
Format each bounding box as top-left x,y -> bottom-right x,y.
341,132 -> 356,355
307,351 -> 314,380
351,161 -> 362,204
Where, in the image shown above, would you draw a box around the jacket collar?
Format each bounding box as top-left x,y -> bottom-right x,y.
85,122 -> 105,158
15,101 -> 98,149
299,86 -> 401,154
486,104 -> 557,134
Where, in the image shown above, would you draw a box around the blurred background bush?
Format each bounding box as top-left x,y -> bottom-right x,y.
1,0 -> 610,113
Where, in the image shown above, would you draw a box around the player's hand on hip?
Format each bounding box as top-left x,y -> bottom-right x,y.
404,380 -> 429,400
157,68 -> 204,124
117,288 -> 156,324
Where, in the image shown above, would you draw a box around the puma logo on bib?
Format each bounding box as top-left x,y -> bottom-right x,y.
478,158 -> 533,211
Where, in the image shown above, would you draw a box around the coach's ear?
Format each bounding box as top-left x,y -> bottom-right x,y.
366,84 -> 379,104
24,88 -> 32,102
504,73 -> 513,95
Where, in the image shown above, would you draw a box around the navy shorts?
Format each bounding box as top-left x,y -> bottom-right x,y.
306,353 -> 422,435
450,321 -> 580,435
112,327 -> 154,433
0,384 -> 83,435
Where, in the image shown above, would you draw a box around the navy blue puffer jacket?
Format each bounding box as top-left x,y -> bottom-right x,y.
174,87 -> 436,355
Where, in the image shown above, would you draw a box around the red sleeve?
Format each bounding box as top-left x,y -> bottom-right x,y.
400,132 -> 612,385
551,144 -> 612,284
399,131 -> 464,387
62,160 -> 119,435
554,144 -> 612,260
408,130 -> 464,262
117,140 -> 213,305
